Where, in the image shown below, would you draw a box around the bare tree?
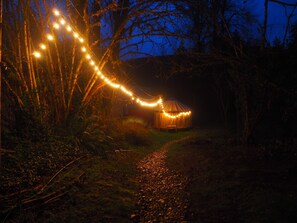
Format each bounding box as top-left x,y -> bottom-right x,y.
1,0 -> 190,127
262,0 -> 269,48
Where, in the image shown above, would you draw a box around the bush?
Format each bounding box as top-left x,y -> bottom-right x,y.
121,122 -> 152,146
0,136 -> 83,194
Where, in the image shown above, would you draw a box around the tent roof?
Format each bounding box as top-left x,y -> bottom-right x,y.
157,99 -> 190,113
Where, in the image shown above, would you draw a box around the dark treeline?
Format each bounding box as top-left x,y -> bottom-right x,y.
123,0 -> 297,143
1,0 -> 297,221
149,0 -> 297,143
1,0 -> 297,148
181,0 -> 297,143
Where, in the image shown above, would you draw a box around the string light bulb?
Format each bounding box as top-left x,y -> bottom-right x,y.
53,9 -> 60,16
46,34 -> 54,41
66,25 -> 72,32
39,44 -> 46,50
32,8 -> 192,119
53,22 -> 60,29
59,19 -> 66,25
33,51 -> 41,58
73,32 -> 79,38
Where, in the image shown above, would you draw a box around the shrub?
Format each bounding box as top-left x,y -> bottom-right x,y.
121,122 -> 152,146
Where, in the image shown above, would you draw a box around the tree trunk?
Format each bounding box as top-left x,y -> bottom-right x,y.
262,0 -> 269,48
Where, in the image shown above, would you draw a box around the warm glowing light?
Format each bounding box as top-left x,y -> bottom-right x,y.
53,9 -> 60,16
59,19 -> 66,25
33,51 -> 41,58
109,82 -> 120,88
66,25 -> 72,32
39,44 -> 46,50
53,22 -> 60,29
120,86 -> 133,96
47,34 -> 54,41
31,7 -> 192,120
139,98 -> 162,107
163,111 -> 191,119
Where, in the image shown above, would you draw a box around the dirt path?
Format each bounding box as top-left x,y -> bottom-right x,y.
132,136 -> 192,223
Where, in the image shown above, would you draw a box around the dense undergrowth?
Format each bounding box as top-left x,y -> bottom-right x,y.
0,111 -> 191,222
0,114 -> 151,193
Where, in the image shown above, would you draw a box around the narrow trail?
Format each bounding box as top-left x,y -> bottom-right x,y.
133,136 -> 192,223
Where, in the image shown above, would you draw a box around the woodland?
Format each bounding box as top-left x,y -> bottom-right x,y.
1,0 -> 297,222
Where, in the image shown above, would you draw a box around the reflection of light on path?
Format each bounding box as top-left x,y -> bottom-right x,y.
134,136 -> 192,222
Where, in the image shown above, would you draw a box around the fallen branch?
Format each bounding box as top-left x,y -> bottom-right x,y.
39,155 -> 87,193
2,185 -> 42,200
1,171 -> 86,218
0,148 -> 15,155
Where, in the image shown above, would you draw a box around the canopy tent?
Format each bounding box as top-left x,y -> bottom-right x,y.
154,99 -> 192,130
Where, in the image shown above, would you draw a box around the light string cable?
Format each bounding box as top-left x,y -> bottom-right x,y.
33,8 -> 191,119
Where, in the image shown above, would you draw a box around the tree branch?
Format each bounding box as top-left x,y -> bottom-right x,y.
269,0 -> 297,6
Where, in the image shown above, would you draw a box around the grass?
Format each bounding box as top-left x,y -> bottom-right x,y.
2,127 -> 192,222
167,127 -> 297,223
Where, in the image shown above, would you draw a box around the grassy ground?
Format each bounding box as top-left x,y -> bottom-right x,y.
4,126 -> 296,222
1,128 -> 192,223
167,127 -> 297,223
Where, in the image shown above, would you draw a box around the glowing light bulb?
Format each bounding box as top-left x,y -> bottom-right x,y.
33,51 -> 41,58
66,25 -> 72,32
32,7 -> 192,119
53,9 -> 60,16
53,22 -> 60,29
110,83 -> 120,88
59,19 -> 66,25
47,34 -> 54,41
39,44 -> 46,50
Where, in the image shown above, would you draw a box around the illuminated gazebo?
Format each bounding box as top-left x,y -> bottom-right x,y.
154,99 -> 192,130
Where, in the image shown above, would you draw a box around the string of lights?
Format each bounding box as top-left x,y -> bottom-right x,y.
32,8 -> 191,119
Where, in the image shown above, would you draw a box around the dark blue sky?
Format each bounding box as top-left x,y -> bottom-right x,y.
122,0 -> 297,58
249,0 -> 297,42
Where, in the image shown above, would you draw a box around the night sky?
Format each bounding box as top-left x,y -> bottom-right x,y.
128,0 -> 297,58
250,0 -> 297,42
